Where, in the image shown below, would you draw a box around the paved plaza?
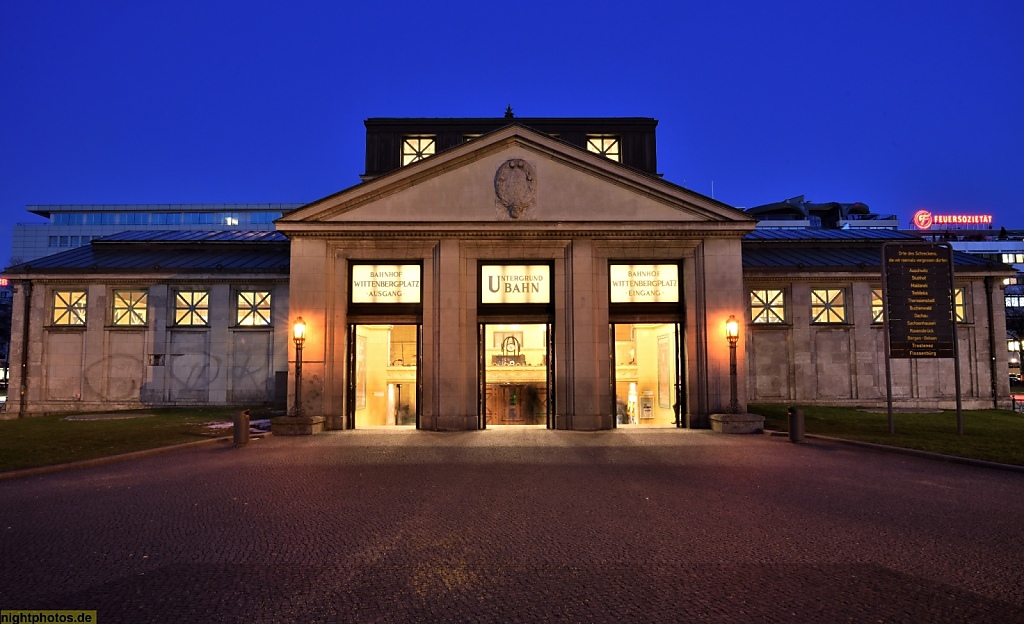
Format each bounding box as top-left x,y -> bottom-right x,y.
1,428 -> 1023,623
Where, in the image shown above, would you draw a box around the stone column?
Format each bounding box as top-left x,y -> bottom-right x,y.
568,238 -> 604,430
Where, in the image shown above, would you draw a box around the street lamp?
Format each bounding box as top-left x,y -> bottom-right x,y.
726,315 -> 739,414
292,316 -> 306,417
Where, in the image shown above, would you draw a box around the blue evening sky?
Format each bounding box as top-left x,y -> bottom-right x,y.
2,1 -> 1022,264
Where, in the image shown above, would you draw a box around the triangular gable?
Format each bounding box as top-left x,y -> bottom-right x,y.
278,125 -> 752,226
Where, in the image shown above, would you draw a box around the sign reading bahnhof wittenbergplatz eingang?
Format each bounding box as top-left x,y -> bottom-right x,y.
351,264 -> 421,303
609,264 -> 680,303
883,244 -> 956,358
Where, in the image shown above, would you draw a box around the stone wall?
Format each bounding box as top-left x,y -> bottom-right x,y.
745,277 -> 1010,409
5,275 -> 289,417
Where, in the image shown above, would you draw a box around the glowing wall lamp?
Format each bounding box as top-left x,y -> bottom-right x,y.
292,316 -> 306,417
726,315 -> 740,414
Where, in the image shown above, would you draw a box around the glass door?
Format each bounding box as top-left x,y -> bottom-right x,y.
610,322 -> 683,427
346,324 -> 420,428
479,323 -> 551,428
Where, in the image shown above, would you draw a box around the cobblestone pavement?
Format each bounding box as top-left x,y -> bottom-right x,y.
2,428 -> 1023,623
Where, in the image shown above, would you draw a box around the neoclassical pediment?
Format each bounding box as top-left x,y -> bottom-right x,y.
277,125 -> 752,231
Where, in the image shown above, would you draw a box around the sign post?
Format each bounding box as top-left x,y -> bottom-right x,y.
882,243 -> 962,434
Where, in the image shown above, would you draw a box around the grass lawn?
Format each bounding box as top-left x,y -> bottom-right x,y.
0,406 -> 276,472
749,403 -> 1024,467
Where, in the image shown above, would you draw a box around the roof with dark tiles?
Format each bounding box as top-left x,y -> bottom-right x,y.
4,230 -> 289,275
743,229 -> 1009,273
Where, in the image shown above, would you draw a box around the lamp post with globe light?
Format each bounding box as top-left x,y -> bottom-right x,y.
726,315 -> 739,414
292,317 -> 306,417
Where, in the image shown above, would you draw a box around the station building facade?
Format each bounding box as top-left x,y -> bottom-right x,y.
2,116 -> 1016,424
276,121 -> 750,430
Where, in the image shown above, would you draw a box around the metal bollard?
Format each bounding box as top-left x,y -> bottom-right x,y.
787,406 -> 805,443
233,409 -> 251,446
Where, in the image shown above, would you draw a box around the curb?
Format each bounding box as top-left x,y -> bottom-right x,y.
767,429 -> 1024,474
0,436 -> 237,481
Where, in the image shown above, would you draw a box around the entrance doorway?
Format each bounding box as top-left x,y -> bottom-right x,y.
479,323 -> 551,428
610,323 -> 682,427
347,324 -> 419,428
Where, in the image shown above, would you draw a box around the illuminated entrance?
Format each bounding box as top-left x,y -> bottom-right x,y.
610,323 -> 682,427
476,262 -> 554,429
346,324 -> 420,428
479,323 -> 552,427
608,262 -> 685,427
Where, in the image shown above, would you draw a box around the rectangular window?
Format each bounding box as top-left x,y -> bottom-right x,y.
237,291 -> 272,326
70,236 -> 80,247
259,212 -> 277,224
112,290 -> 148,326
1009,340 -> 1021,352
954,287 -> 967,323
586,135 -> 621,162
871,289 -> 884,324
401,136 -> 436,166
54,213 -> 83,225
175,290 -> 209,326
48,236 -> 58,247
52,290 -> 87,326
750,289 -> 786,324
1007,295 -> 1024,308
59,236 -> 69,247
811,288 -> 846,324
1002,253 -> 1024,264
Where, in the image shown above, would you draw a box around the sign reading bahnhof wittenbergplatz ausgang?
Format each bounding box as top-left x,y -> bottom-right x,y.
351,264 -> 421,303
883,244 -> 956,358
609,264 -> 679,303
481,265 -> 550,304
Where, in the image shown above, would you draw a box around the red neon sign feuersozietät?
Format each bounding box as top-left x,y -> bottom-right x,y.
912,210 -> 993,230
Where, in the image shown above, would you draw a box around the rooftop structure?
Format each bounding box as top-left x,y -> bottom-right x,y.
362,115 -> 659,180
10,203 -> 302,264
746,195 -> 900,230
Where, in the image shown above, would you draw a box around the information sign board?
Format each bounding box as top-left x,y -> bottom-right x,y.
351,264 -> 421,304
609,264 -> 679,303
883,244 -> 955,358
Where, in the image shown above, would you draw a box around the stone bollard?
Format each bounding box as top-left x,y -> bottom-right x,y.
233,409 -> 251,447
787,406 -> 805,443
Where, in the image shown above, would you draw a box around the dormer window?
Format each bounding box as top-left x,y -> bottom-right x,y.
586,135 -> 621,162
401,135 -> 436,166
